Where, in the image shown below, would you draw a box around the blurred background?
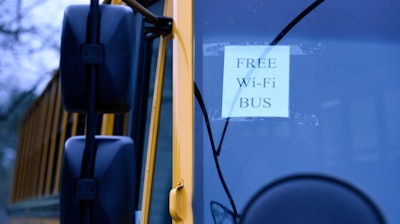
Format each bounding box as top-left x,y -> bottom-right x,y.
0,0 -> 86,222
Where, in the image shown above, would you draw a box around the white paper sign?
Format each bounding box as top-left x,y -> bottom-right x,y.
221,45 -> 290,118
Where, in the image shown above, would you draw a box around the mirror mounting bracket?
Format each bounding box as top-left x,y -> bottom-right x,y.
122,0 -> 172,36
153,16 -> 173,36
75,179 -> 98,200
81,43 -> 105,65
144,16 -> 173,36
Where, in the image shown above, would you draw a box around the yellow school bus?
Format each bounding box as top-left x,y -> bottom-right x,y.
8,0 -> 400,223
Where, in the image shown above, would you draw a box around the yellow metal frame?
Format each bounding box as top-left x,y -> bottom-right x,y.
10,73 -> 70,201
44,85 -> 62,196
101,114 -> 115,135
170,0 -> 194,222
139,0 -> 194,223
53,111 -> 71,195
140,19 -> 173,224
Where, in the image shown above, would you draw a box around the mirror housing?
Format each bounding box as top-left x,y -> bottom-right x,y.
60,136 -> 136,223
59,5 -> 143,113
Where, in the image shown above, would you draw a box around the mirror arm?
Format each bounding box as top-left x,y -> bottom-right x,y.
122,0 -> 172,35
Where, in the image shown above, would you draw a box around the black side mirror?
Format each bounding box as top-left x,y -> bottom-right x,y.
59,4 -> 142,224
60,136 -> 136,223
60,4 -> 142,113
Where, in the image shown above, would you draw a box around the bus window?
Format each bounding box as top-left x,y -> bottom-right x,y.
194,0 -> 400,223
147,39 -> 173,224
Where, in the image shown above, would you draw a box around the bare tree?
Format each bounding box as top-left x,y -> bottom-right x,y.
0,0 -> 63,121
0,0 -> 72,208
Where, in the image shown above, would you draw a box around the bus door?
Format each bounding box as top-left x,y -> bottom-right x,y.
192,0 -> 400,223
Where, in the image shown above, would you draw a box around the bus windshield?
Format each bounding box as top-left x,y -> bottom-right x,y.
194,0 -> 400,223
